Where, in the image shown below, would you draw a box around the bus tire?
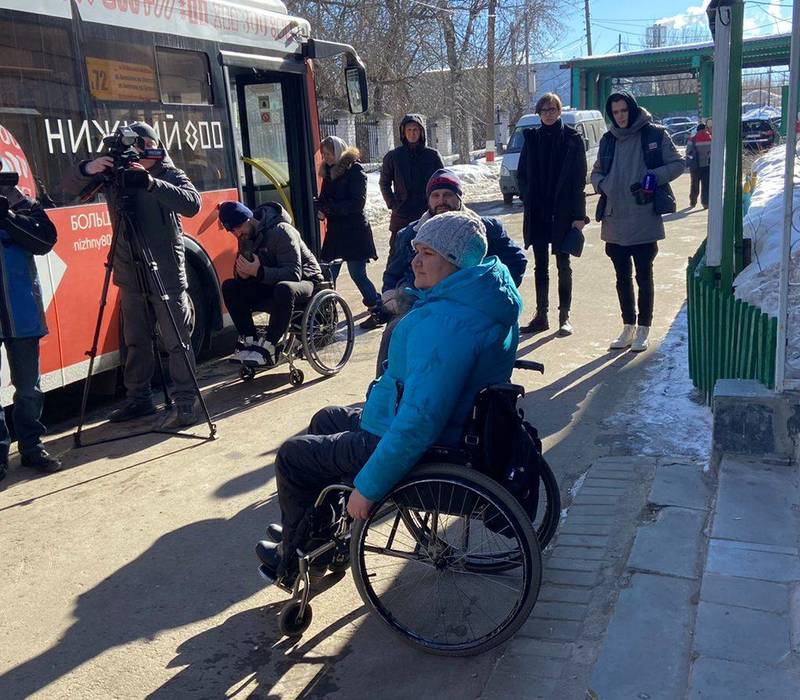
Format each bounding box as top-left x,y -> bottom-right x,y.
186,262 -> 210,360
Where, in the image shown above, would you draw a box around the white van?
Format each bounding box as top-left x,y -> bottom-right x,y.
500,109 -> 607,204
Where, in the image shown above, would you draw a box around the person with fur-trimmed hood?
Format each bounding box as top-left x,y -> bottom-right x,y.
316,136 -> 383,330
379,114 -> 444,254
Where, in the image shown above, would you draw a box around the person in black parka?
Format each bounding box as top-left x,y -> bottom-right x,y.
317,136 -> 384,330
379,114 -> 444,255
516,93 -> 587,336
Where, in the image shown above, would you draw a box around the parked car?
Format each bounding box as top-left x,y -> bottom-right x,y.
670,123 -> 699,147
662,116 -> 697,135
499,109 -> 607,205
742,117 -> 780,150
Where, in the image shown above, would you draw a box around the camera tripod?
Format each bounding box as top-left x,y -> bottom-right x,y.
73,176 -> 217,447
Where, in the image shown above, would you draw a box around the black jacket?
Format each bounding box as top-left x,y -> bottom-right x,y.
63,155 -> 201,292
247,202 -> 324,286
318,148 -> 377,262
379,114 -> 444,224
517,121 -> 587,251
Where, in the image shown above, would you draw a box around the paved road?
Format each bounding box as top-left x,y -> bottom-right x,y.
0,172 -> 707,699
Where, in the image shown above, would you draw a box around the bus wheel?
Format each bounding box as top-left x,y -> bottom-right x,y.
186,263 -> 210,359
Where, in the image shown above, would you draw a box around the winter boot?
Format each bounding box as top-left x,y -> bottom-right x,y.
630,326 -> 651,352
359,305 -> 388,331
520,312 -> 549,335
609,324 -> 636,349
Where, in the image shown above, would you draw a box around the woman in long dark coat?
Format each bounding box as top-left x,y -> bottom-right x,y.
516,93 -> 587,336
317,135 -> 384,330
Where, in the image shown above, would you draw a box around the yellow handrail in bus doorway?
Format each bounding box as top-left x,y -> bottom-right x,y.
241,156 -> 295,224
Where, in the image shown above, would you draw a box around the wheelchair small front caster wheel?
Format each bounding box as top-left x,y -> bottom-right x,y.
240,365 -> 255,382
279,600 -> 313,637
289,368 -> 304,386
328,553 -> 351,574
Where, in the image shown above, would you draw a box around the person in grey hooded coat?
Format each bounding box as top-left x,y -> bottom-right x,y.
591,92 -> 684,352
63,122 -> 202,427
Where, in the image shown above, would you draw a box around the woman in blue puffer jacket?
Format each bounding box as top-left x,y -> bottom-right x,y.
256,210 -> 522,585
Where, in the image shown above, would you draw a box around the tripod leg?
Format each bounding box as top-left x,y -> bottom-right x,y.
151,327 -> 173,410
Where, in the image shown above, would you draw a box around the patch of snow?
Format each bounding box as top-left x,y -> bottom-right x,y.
734,143 -> 800,375
603,306 -> 712,462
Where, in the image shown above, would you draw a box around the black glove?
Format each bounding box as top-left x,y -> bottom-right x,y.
0,196 -> 8,220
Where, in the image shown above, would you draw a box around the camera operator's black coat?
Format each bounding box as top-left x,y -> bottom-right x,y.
516,121 -> 587,252
317,148 -> 377,262
63,155 -> 201,292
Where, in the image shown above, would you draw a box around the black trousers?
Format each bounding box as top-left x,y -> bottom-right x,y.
605,242 -> 658,327
274,406 -> 380,554
221,277 -> 314,344
531,242 -> 572,316
690,167 -> 710,208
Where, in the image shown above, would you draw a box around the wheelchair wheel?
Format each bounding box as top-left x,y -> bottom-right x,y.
351,464 -> 541,657
279,600 -> 313,637
240,365 -> 256,382
289,368 -> 304,386
301,290 -> 354,376
536,457 -> 561,549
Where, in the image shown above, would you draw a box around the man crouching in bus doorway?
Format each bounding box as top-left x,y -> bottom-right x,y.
64,123 -> 202,429
0,178 -> 62,480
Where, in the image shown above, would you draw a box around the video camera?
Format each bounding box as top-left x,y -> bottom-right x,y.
102,126 -> 165,189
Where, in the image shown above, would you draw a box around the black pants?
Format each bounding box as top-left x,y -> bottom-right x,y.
274,406 -> 380,554
605,242 -> 658,327
690,167 -> 710,208
221,277 -> 314,344
388,213 -> 415,257
531,243 -> 572,316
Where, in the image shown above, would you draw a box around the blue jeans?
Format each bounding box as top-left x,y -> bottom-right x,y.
0,337 -> 45,461
329,260 -> 381,308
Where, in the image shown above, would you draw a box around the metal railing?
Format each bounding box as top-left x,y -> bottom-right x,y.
687,240 -> 777,403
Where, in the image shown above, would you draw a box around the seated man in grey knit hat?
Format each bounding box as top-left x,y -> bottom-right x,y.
255,211 -> 523,586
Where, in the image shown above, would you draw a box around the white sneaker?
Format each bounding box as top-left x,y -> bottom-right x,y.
242,338 -> 277,367
609,324 -> 636,349
232,335 -> 256,362
630,326 -> 650,352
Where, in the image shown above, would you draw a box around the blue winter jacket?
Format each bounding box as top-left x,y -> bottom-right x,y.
0,190 -> 56,339
355,256 -> 522,501
382,214 -> 527,292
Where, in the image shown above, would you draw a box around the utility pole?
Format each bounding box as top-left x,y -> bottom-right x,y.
525,12 -> 531,107
584,0 -> 593,55
486,0 -> 496,162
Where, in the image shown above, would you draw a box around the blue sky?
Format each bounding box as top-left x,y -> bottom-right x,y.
545,0 -> 793,60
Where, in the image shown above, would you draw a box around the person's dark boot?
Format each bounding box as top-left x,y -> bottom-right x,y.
557,310 -> 573,337
359,305 -> 388,331
0,461 -> 7,481
265,523 -> 283,543
108,398 -> 157,423
21,449 -> 62,473
520,312 -> 549,334
163,401 -> 199,430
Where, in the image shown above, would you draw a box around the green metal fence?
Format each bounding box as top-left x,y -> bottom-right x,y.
687,241 -> 778,403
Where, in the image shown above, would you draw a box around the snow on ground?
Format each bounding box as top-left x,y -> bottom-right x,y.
602,306 -> 712,463
734,143 -> 800,375
364,159 -> 501,226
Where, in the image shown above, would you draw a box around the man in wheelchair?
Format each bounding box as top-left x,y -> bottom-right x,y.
219,201 -> 325,367
256,211 -> 523,585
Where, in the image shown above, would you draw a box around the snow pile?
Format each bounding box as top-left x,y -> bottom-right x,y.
602,307 -> 712,462
734,143 -> 800,374
364,160 -> 500,227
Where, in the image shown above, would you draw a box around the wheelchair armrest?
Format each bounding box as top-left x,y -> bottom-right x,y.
422,445 -> 472,465
319,259 -> 343,270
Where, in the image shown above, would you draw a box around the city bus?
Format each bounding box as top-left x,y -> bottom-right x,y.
0,0 -> 367,401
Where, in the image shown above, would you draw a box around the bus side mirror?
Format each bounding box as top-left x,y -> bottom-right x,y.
345,57 -> 368,114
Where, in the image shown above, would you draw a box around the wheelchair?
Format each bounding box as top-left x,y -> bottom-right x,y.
263,360 -> 562,656
238,260 -> 355,386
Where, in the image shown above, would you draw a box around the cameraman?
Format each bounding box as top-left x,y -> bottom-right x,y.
63,123 -> 202,428
0,179 -> 61,480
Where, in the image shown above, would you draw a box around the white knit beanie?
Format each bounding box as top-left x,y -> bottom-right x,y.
412,211 -> 487,269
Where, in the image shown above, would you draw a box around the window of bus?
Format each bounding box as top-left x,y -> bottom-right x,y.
83,37 -> 229,194
0,15 -> 83,205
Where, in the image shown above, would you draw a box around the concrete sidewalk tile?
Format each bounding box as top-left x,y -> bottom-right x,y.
547,557 -> 603,572
558,522 -> 614,536
542,569 -> 598,587
551,545 -> 608,560
649,464 -> 713,511
693,601 -> 790,665
712,457 -> 800,548
590,573 -> 694,700
689,657 -> 800,699
507,637 -> 574,659
583,477 -> 631,486
709,539 -> 797,556
570,495 -> 621,506
700,572 -> 790,614
482,672 -> 557,700
518,617 -> 582,641
565,505 -> 618,516
706,539 -> 800,583
536,585 -> 594,604
556,534 -> 610,547
532,601 -> 589,621
560,514 -> 615,525
627,507 -> 706,579
590,470 -> 637,479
